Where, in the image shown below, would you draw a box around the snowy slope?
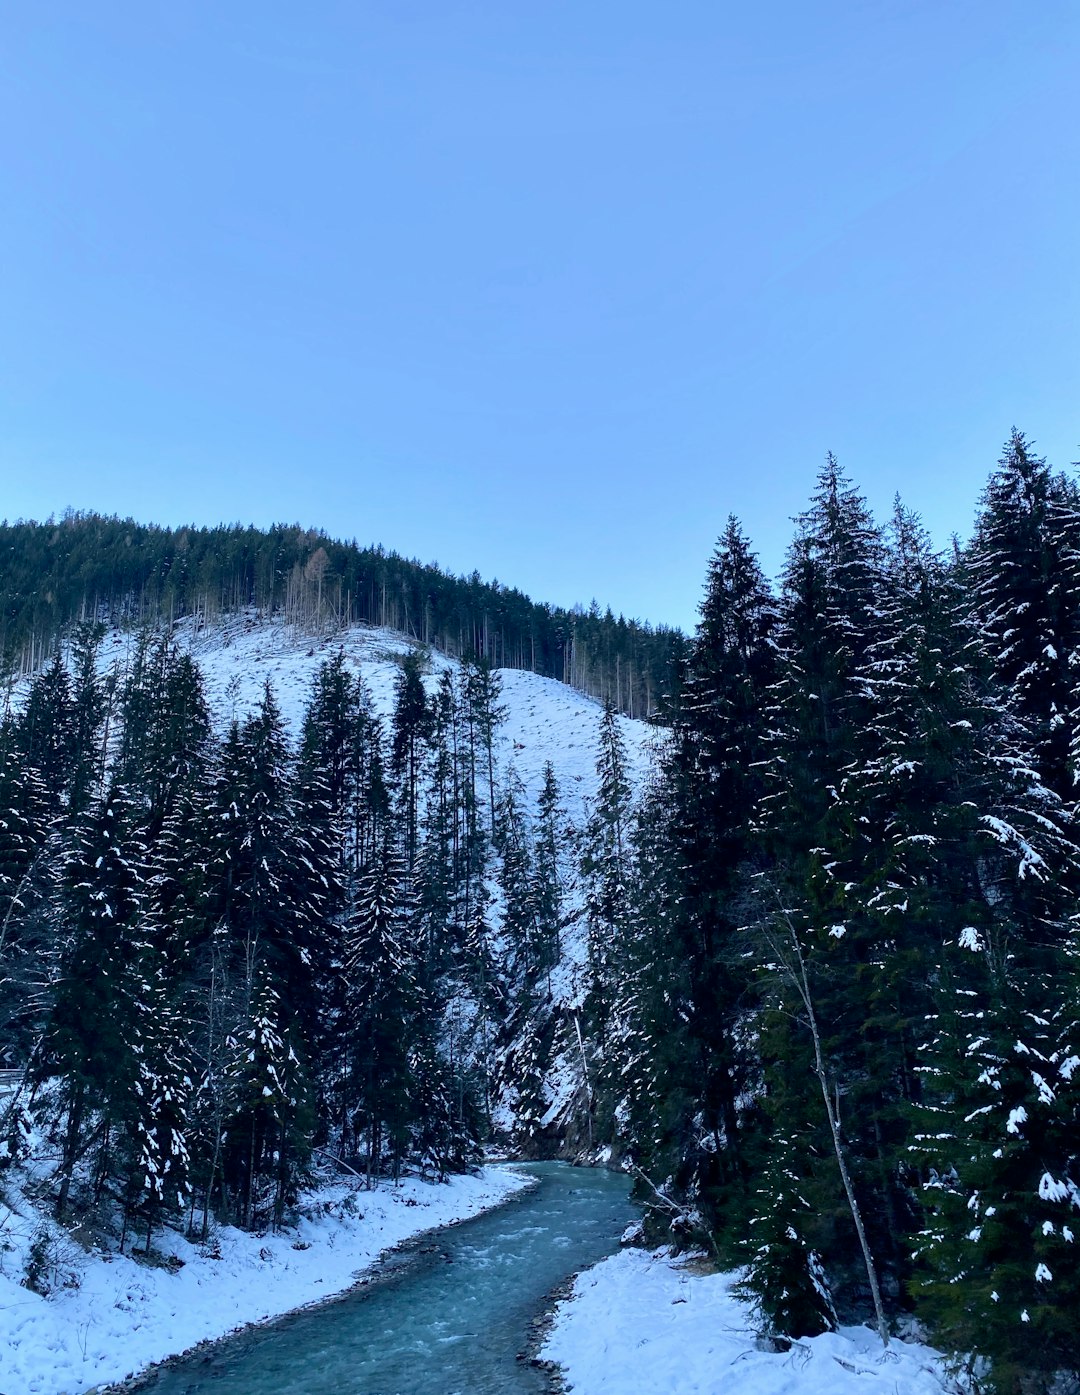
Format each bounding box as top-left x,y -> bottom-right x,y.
544,1248 -> 953,1395
95,613 -> 657,825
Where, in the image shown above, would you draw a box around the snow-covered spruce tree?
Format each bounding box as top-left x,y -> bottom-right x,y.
580,698 -> 634,1052
17,652 -> 75,817
391,652 -> 433,873
36,788 -> 147,1219
297,650 -> 357,823
0,724 -> 55,1064
530,761 -> 566,980
194,685 -> 329,1219
749,457 -> 892,1335
510,1008 -> 556,1149
118,639 -> 213,837
118,948 -> 193,1251
967,429 -> 1080,803
620,518 -> 776,1244
462,857 -> 504,1119
612,771 -> 685,1187
462,658 -> 505,834
221,961 -> 311,1230
495,770 -> 537,986
343,833 -> 417,1182
210,684 -> 330,1039
796,501 -> 1020,1288
414,674 -> 462,974
912,870 -> 1078,1390
735,1127 -> 838,1340
65,622 -> 109,819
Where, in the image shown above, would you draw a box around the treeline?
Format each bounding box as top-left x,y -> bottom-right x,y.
589,432 -> 1080,1394
0,633 -> 603,1250
0,513 -> 683,718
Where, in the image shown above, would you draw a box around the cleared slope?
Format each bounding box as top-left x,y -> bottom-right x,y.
139,613 -> 657,823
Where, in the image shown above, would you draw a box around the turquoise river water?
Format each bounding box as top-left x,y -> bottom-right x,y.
137,1162 -> 635,1395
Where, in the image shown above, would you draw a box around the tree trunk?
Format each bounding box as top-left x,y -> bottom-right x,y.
783,915 -> 890,1347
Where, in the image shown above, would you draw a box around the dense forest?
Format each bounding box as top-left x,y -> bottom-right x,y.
612,431 -> 1080,1394
2,430 -> 1079,1394
0,632 -> 612,1246
0,514 -> 683,719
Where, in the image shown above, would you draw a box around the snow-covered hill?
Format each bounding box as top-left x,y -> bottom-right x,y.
96,612 -> 657,825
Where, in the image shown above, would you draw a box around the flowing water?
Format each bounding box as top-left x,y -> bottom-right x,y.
138,1162 -> 635,1395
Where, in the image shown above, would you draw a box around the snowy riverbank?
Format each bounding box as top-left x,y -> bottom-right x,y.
543,1248 -> 955,1395
0,1166 -> 530,1395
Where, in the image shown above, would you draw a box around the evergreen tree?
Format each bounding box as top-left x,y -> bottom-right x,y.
914,924 -> 1080,1393
968,429 -> 1080,801
748,458 -> 892,1327
0,734 -> 54,1060
38,788 -> 146,1218
222,962 -> 311,1229
135,642 -> 212,832
580,699 -> 633,1048
625,518 -> 776,1238
18,654 -> 74,812
343,834 -> 416,1181
462,660 -> 505,832
120,950 -> 193,1250
736,1129 -> 838,1340
531,762 -> 566,979
66,623 -> 109,818
495,771 -> 536,985
391,653 -> 432,871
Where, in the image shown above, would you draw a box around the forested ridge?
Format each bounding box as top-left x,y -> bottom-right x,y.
0,513 -> 683,718
2,430 -> 1080,1395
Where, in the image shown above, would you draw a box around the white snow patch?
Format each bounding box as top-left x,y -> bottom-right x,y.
544,1249 -> 952,1395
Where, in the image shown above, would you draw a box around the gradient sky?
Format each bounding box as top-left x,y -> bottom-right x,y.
2,2 -> 1078,631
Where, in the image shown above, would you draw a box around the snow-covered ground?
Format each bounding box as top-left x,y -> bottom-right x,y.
0,1165 -> 529,1395
544,1248 -> 953,1395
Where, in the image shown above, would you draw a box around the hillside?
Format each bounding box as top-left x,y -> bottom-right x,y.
172,613 -> 656,823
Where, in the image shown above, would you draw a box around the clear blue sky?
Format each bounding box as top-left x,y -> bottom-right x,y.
2,3 -> 1077,631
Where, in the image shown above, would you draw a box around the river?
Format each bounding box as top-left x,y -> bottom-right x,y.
136,1162 -> 635,1395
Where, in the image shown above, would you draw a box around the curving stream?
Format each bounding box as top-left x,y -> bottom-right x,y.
137,1162 -> 635,1395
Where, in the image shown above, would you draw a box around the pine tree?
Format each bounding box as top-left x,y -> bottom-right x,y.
968,429 -> 1080,801
18,653 -> 74,813
531,762 -> 566,979
625,518 -> 776,1238
749,458 -> 892,1330
391,653 -> 432,871
913,924 -> 1080,1392
736,1128 -> 838,1341
222,962 -> 311,1229
38,788 -> 146,1218
581,699 -> 633,1047
343,835 -> 417,1182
